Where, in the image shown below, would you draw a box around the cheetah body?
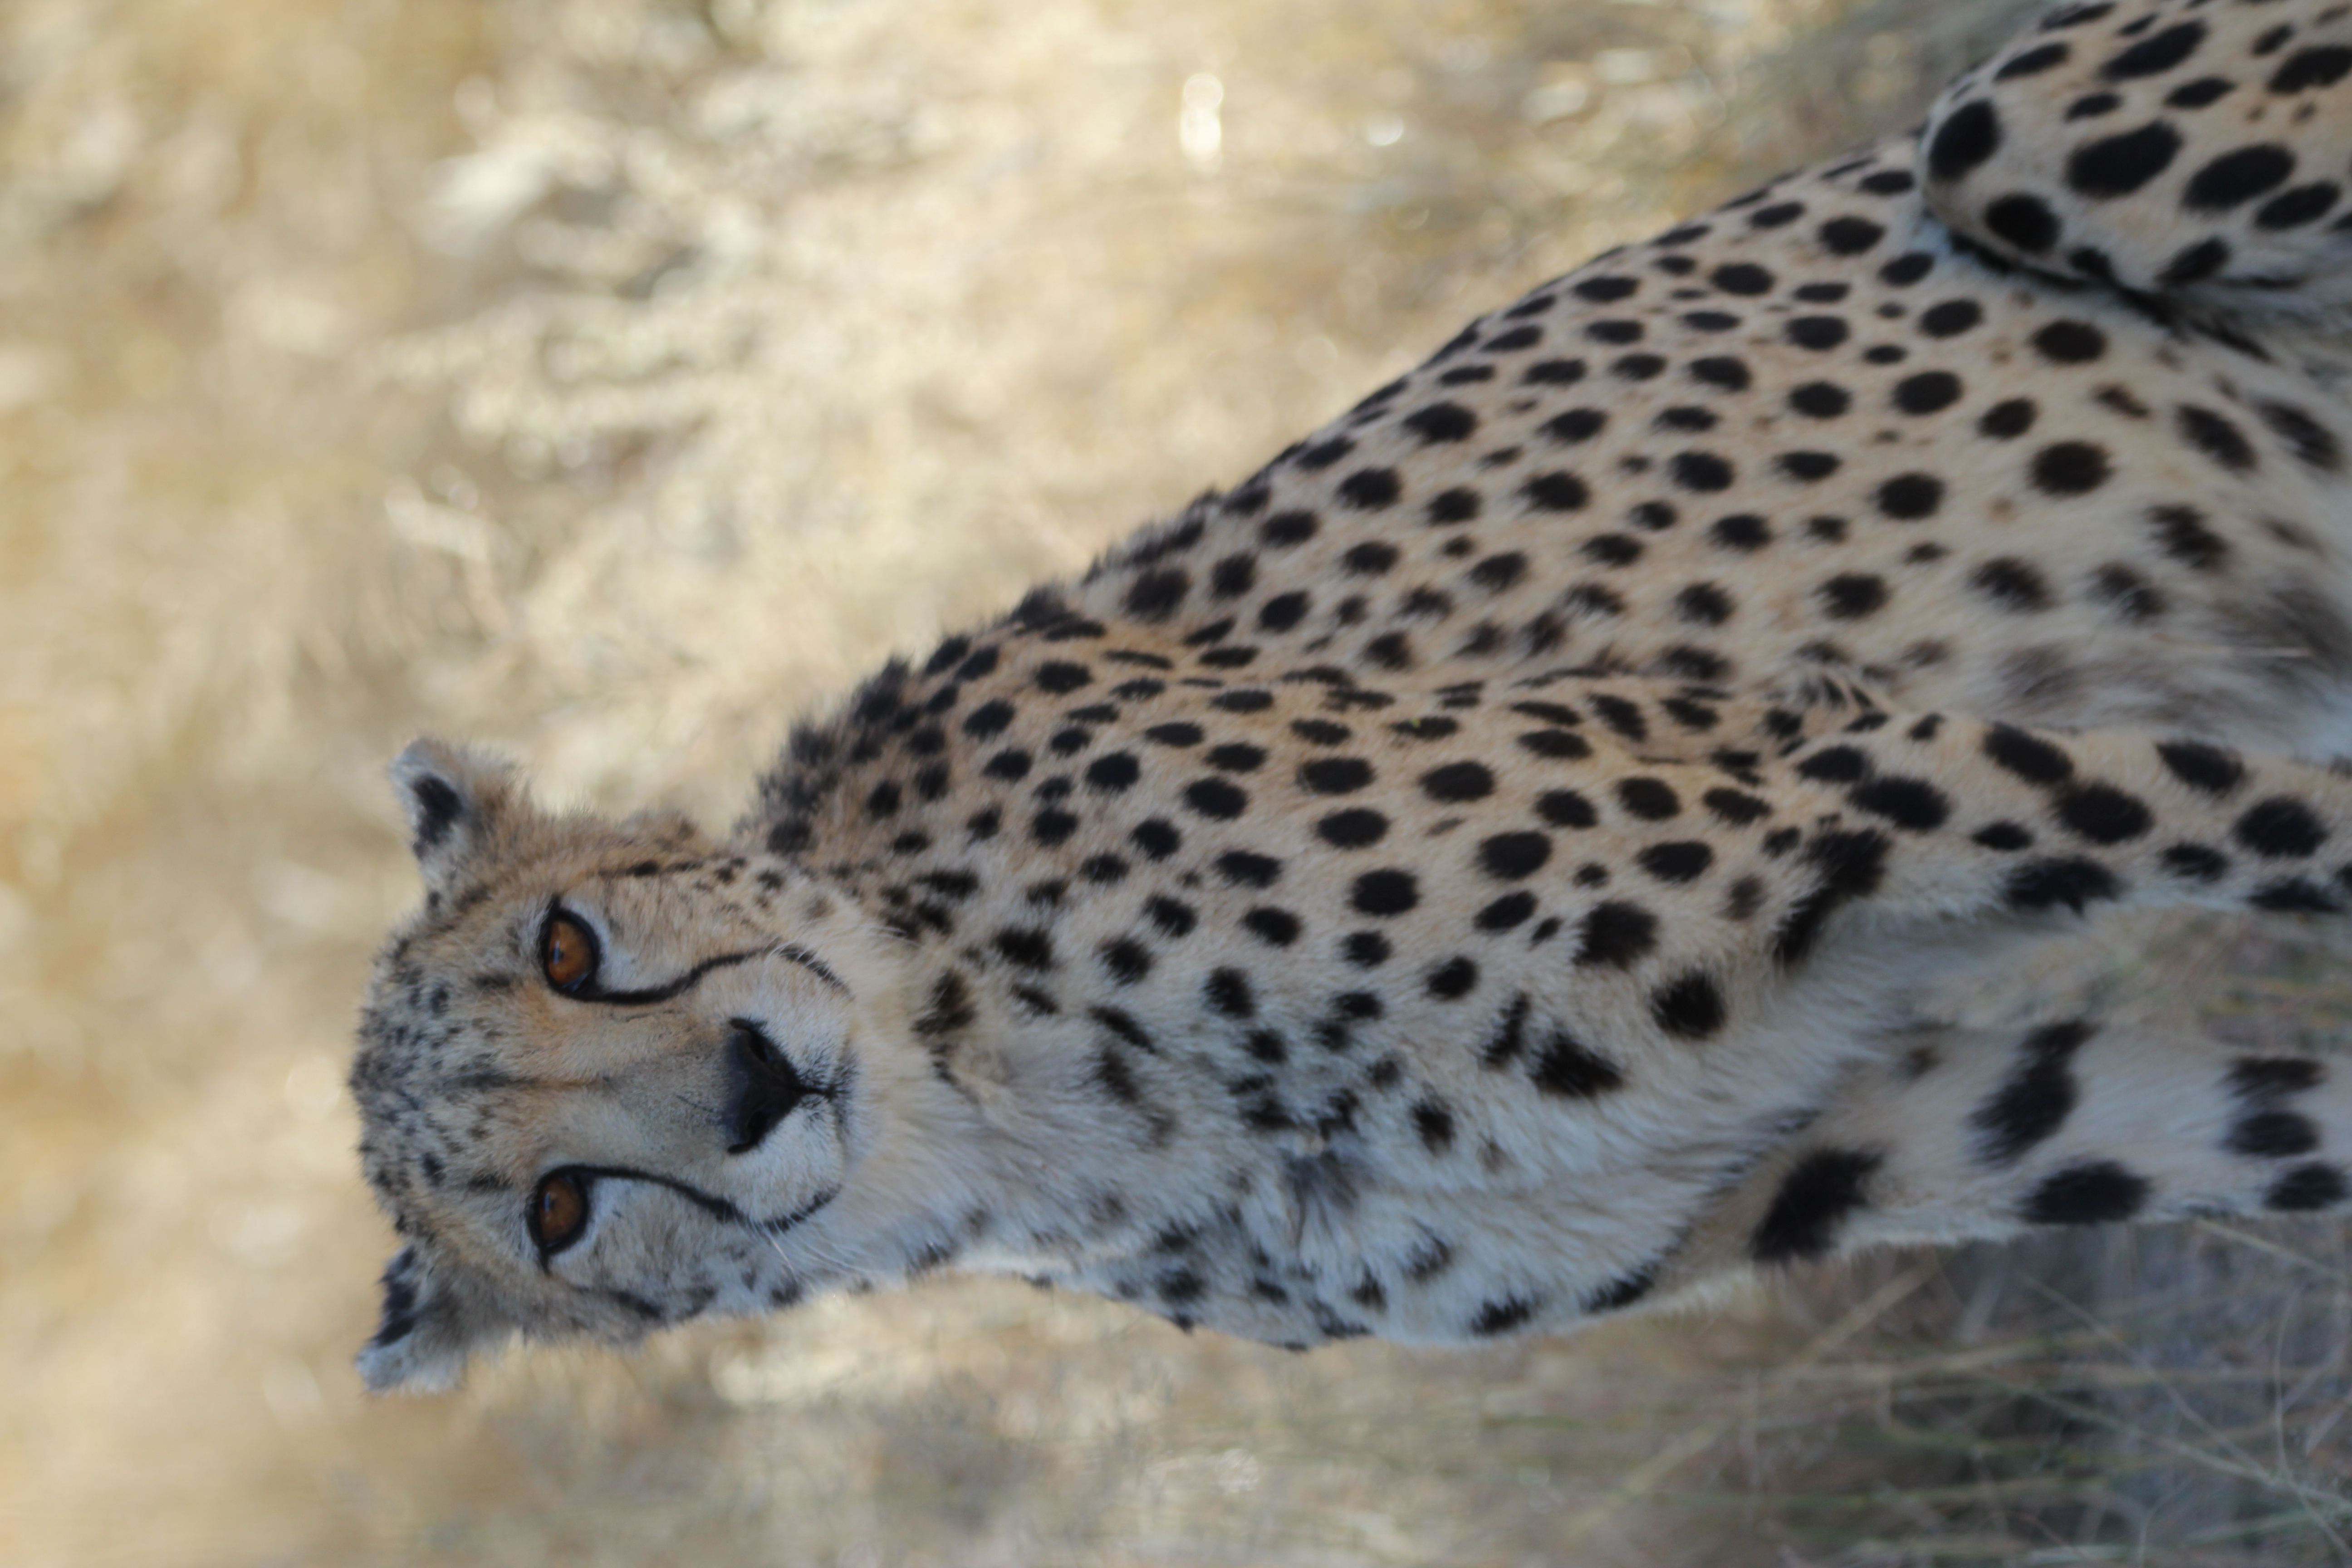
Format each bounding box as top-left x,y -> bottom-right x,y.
354,0 -> 2352,1392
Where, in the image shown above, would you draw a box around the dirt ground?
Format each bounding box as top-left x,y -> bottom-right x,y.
4,0 -> 2348,1563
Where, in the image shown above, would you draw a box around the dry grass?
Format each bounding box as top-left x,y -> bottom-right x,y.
3,0 -> 2346,1563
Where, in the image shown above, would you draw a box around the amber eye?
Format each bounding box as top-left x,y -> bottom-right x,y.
541,911 -> 598,993
529,1171 -> 590,1253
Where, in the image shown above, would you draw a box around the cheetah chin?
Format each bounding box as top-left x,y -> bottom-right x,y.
354,0 -> 2352,1392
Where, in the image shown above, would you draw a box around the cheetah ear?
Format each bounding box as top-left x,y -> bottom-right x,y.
390,738 -> 519,894
355,1246 -> 505,1394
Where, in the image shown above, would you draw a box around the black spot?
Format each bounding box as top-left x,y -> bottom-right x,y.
1876,473 -> 1944,519
1772,829 -> 1890,965
1258,593 -> 1310,632
1125,568 -> 1188,621
2056,784 -> 2151,845
1777,451 -> 1840,481
2175,406 -> 2257,474
1479,832 -> 1552,880
1818,216 -> 1885,255
1215,851 -> 1282,889
1351,870 -> 1419,916
1751,1147 -> 1883,1263
1996,40 -> 2068,79
1710,513 -> 1772,550
1243,908 -> 1301,946
1789,381 -> 1851,417
1086,753 -> 1141,793
1130,819 -> 1181,861
1099,938 -> 1152,985
1261,510 -> 1318,548
2030,441 -> 2111,497
2267,1163 -> 2349,1211
2005,857 -> 2122,913
1318,808 -> 1389,849
2229,1108 -> 2320,1159
2164,76 -> 2232,109
1537,789 -> 1598,829
1819,573 -> 1889,619
1582,1267 -> 1657,1315
1402,402 -> 1477,444
1531,1027 -> 1625,1098
1183,778 -> 1247,819
1794,745 -> 1868,784
1785,317 -> 1848,351
1202,967 -> 1257,1020
2032,320 -> 2104,363
2146,504 -> 2228,570
1928,100 -> 1999,182
2234,797 -> 2327,858
2258,401 -> 2345,474
1850,776 -> 1950,831
2159,236 -> 2230,287
1673,583 -> 1733,627
994,927 -> 1055,970
1518,729 -> 1593,761
1206,743 -> 1265,774
1035,661 -> 1092,694
1979,399 -> 2037,439
1710,262 -> 1775,296
2257,181 -> 2341,230
1615,778 -> 1680,820
1577,902 -> 1657,968
1670,452 -> 1735,493
1524,472 -> 1589,512
2101,20 -> 2204,80
1891,371 -> 1961,415
1413,1100 -> 1456,1154
1918,300 -> 1981,338
1426,957 -> 1478,1000
2183,145 -> 2296,213
1972,1019 -> 2093,1166
1984,194 -> 2059,254
1637,841 -> 1714,883
1470,1296 -> 1539,1337
2022,1160 -> 2149,1225
1702,788 -> 1769,826
2155,740 -> 2243,799
1972,557 -> 2053,612
2270,45 -> 2352,93
1879,251 -> 1933,284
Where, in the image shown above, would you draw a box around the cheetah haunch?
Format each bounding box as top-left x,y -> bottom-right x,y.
353,0 -> 2352,1392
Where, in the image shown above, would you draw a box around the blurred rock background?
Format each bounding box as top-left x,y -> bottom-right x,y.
3,0 -> 2348,1563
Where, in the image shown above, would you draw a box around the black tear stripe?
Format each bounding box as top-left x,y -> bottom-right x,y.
575,944 -> 847,1005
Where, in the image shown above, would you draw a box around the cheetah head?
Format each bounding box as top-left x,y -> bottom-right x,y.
348,741 -> 956,1393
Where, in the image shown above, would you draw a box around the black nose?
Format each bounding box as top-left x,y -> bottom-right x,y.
724,1019 -> 807,1154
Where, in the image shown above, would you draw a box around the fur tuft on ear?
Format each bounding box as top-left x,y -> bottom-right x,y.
355,1246 -> 506,1395
389,738 -> 520,894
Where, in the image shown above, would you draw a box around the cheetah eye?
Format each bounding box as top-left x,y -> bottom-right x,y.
541,911 -> 599,994
529,1170 -> 591,1254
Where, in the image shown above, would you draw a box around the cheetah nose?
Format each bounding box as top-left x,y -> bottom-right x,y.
723,1019 -> 807,1155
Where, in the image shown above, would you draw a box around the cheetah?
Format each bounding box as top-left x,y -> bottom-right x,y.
353,0 -> 2352,1392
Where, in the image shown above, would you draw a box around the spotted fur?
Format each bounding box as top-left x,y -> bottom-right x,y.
353,0 -> 2352,1392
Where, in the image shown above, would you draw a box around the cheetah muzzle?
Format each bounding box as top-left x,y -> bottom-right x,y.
352,0 -> 2352,1392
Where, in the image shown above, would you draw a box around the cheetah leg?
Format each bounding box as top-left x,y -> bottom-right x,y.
1679,1019 -> 2350,1277
1764,714 -> 2352,952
